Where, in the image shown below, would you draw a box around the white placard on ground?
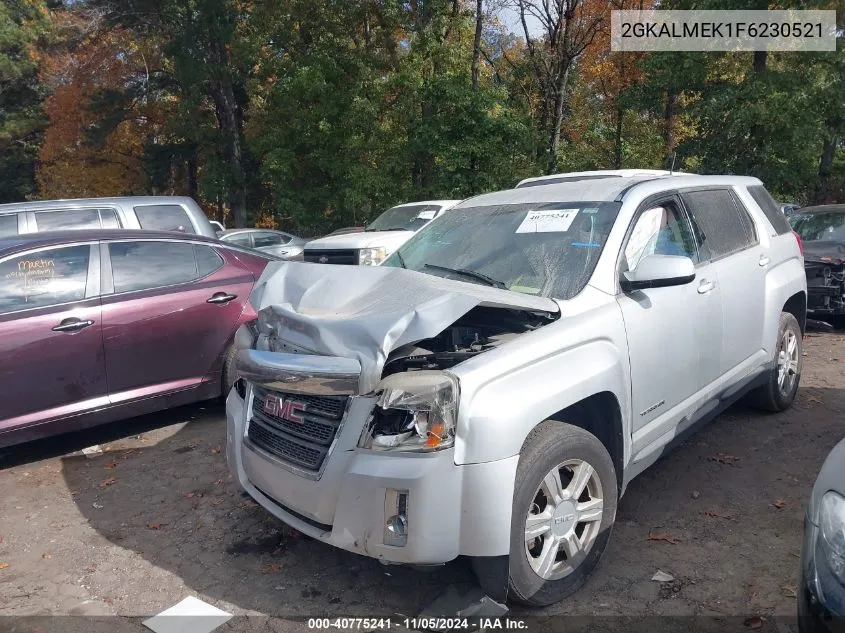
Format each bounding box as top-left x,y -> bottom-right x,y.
142,596 -> 233,633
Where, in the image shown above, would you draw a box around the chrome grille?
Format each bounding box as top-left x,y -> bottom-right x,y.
247,386 -> 348,471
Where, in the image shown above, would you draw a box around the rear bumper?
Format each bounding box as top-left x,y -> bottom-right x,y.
226,386 -> 517,564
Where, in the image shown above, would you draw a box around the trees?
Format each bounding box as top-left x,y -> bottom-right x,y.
0,0 -> 52,202
1,1 -> 841,223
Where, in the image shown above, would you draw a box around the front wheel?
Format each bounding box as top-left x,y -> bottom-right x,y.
473,421 -> 618,606
748,312 -> 803,412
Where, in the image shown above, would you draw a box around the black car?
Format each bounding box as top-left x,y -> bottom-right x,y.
790,205 -> 845,320
799,437 -> 845,632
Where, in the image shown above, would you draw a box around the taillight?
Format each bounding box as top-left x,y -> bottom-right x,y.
793,230 -> 804,256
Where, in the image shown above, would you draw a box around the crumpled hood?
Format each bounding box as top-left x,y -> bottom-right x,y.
249,262 -> 559,393
803,240 -> 845,264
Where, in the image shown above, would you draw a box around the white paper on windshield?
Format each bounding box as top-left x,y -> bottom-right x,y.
417,210 -> 437,220
516,209 -> 579,233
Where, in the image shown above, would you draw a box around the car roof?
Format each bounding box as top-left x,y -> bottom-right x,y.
0,229 -> 222,258
390,200 -> 462,208
219,228 -> 289,236
0,196 -> 197,212
793,204 -> 845,214
456,174 -> 764,209
515,169 -> 687,188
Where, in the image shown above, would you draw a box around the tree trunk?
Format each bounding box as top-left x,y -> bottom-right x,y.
546,63 -> 571,174
664,89 -> 677,165
614,102 -> 623,169
211,76 -> 247,228
753,50 -> 767,73
187,151 -> 198,200
471,0 -> 483,91
815,135 -> 838,204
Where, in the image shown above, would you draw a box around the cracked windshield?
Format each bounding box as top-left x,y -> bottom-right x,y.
384,201 -> 620,299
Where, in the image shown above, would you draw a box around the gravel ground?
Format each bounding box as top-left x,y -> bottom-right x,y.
1,332 -> 844,631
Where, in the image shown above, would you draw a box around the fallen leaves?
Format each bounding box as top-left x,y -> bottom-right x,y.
701,510 -> 733,520
262,563 -> 282,574
782,584 -> 798,598
651,570 -> 674,582
648,529 -> 681,545
0,562 -> 9,570
147,522 -> 167,530
104,461 -> 119,470
239,500 -> 258,509
98,477 -> 117,489
41,553 -> 51,560
709,453 -> 741,466
211,446 -> 221,454
744,616 -> 764,629
185,492 -> 203,499
774,499 -> 786,510
215,479 -> 225,485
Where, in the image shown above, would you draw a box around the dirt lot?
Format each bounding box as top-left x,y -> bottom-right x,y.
1,332 -> 844,631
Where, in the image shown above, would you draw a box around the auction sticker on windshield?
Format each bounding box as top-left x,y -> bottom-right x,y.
516,208 -> 579,233
417,210 -> 437,220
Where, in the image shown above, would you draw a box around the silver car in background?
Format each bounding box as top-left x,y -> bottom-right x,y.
0,196 -> 218,239
219,228 -> 307,260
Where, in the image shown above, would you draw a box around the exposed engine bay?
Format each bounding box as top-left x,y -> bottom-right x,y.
803,242 -> 845,320
381,306 -> 553,377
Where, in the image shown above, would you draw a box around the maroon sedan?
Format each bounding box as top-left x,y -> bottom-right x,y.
0,230 -> 273,447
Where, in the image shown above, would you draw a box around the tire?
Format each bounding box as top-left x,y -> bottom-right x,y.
748,312 -> 803,412
473,421 -> 618,606
221,343 -> 239,399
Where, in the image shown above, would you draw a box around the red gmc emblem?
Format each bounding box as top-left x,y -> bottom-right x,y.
263,394 -> 306,424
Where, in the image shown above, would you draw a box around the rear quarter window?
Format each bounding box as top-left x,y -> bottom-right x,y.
681,189 -> 757,260
0,214 -> 19,237
747,185 -> 793,235
134,205 -> 195,234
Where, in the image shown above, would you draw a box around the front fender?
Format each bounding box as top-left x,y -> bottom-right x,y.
451,300 -> 631,466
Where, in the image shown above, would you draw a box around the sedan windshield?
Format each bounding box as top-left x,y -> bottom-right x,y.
366,204 -> 440,232
383,201 -> 620,299
791,212 -> 845,242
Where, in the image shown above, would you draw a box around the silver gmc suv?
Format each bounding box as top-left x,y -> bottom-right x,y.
226,173 -> 807,606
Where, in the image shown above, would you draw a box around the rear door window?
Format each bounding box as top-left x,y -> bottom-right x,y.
747,185 -> 793,235
680,189 -> 758,260
0,214 -> 19,237
253,232 -> 287,247
109,241 -> 199,293
0,245 -> 90,314
134,205 -> 195,234
224,233 -> 252,247
35,208 -> 100,231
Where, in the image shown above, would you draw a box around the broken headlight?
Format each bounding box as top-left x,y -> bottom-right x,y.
359,371 -> 458,452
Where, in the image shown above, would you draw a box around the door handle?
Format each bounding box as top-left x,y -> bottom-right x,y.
697,279 -> 716,294
759,255 -> 770,267
207,292 -> 238,305
52,318 -> 95,333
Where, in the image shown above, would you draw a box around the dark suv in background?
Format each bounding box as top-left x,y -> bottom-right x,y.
0,196 -> 218,239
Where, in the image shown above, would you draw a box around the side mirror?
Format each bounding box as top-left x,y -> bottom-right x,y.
621,254 -> 696,291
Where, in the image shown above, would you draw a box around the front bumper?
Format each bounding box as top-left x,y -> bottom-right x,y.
226,385 -> 517,565
799,513 -> 845,633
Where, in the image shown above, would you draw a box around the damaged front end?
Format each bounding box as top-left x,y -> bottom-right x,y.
803,241 -> 845,319
231,261 -> 558,479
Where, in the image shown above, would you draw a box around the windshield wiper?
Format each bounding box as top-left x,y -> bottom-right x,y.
394,250 -> 406,268
423,264 -> 507,289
